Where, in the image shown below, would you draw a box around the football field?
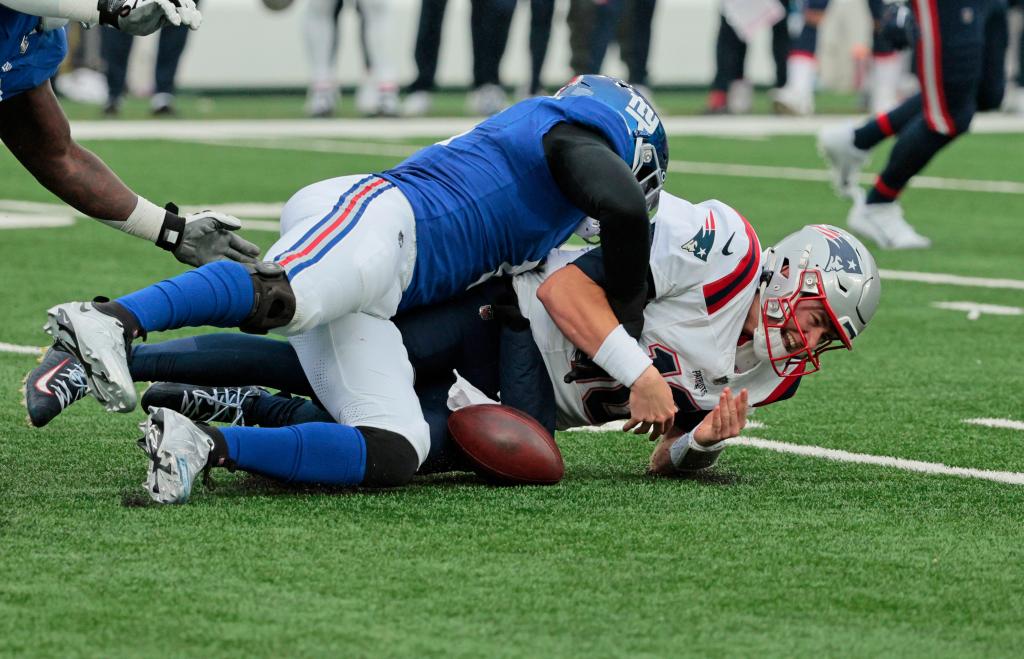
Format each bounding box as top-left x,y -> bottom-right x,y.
2,111 -> 1023,657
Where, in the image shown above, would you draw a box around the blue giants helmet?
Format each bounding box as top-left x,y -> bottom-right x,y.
554,75 -> 669,216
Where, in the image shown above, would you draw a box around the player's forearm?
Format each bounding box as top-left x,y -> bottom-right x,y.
538,265 -> 653,387
537,265 -> 619,356
0,0 -> 99,23
38,142 -> 138,221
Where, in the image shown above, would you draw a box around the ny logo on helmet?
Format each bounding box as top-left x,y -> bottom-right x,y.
812,225 -> 862,274
625,94 -> 660,135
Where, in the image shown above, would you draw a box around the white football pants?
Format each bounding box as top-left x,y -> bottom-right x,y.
303,0 -> 399,92
265,174 -> 430,464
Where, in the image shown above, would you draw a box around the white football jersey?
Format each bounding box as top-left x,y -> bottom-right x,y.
514,193 -> 801,430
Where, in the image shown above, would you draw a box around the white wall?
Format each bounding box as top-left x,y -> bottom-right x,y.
124,0 -> 872,91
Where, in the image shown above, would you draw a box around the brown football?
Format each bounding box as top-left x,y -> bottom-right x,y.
447,404 -> 564,485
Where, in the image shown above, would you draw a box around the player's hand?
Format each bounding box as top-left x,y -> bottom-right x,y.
623,365 -> 677,441
173,211 -> 261,267
100,0 -> 202,36
692,387 -> 748,447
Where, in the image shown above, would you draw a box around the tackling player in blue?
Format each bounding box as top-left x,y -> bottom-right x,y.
40,75 -> 675,500
0,0 -> 260,266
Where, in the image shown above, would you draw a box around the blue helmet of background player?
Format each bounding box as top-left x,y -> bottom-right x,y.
554,75 -> 669,216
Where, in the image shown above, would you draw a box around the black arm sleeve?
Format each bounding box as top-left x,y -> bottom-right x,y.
543,122 -> 650,338
570,244 -> 658,305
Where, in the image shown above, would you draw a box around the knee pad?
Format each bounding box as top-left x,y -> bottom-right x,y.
358,427 -> 419,488
239,262 -> 297,335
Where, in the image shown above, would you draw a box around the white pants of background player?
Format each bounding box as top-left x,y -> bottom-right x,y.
303,0 -> 399,110
264,174 -> 430,465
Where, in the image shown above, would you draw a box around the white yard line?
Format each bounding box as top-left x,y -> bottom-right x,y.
0,342 -> 43,356
0,216 -> 75,229
670,160 -> 1024,194
964,418 -> 1024,431
879,270 -> 1024,291
728,436 -> 1024,486
67,114 -> 1024,141
932,301 -> 1024,320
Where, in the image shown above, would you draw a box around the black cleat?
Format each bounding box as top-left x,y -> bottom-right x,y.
23,348 -> 89,427
141,383 -> 262,426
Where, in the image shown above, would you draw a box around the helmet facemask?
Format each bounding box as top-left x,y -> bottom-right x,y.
631,139 -> 665,218
754,255 -> 853,378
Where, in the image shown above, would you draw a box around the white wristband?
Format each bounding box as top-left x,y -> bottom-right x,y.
591,324 -> 652,387
99,196 -> 165,243
669,432 -> 725,470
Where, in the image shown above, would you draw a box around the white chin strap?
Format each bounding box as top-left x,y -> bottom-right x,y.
752,309 -> 787,364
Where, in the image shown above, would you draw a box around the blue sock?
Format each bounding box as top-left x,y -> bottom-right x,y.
117,261 -> 255,334
220,423 -> 367,485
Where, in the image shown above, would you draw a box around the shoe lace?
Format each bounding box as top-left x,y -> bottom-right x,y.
51,363 -> 89,409
180,387 -> 254,425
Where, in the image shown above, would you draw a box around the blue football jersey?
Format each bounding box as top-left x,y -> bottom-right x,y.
379,95 -> 637,312
0,7 -> 67,102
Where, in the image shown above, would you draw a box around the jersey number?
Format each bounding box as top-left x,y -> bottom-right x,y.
580,344 -> 698,424
625,94 -> 660,134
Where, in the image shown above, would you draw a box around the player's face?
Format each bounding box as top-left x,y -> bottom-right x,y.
781,298 -> 841,355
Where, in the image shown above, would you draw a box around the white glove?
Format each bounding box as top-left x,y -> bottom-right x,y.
99,0 -> 202,35
172,211 -> 262,267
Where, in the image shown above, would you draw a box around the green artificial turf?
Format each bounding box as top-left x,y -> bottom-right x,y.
1,119 -> 1023,657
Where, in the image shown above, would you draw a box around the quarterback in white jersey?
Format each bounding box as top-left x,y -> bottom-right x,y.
515,191 -> 880,471
516,193 -> 796,430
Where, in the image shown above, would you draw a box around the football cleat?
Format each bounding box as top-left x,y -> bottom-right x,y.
43,301 -> 136,413
141,382 -> 262,426
23,347 -> 88,427
138,407 -> 215,505
847,195 -> 931,250
818,123 -> 870,198
771,85 -> 814,116
402,90 -> 433,117
305,84 -> 338,118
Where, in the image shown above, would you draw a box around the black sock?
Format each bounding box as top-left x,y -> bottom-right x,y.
854,94 -> 923,151
92,298 -> 146,343
200,425 -> 233,470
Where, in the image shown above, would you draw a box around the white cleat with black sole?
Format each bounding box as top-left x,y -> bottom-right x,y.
138,407 -> 215,505
43,301 -> 136,413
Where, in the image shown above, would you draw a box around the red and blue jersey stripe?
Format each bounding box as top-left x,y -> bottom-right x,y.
274,176 -> 394,278
702,215 -> 761,315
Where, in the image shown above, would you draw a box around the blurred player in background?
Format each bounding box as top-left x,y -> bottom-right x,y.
38,76 -> 671,502
29,206 -> 880,497
0,0 -> 261,266
772,0 -> 829,115
568,0 -> 658,97
774,0 -> 914,116
303,0 -> 400,117
101,0 -> 199,116
819,0 -> 1008,249
705,0 -> 790,115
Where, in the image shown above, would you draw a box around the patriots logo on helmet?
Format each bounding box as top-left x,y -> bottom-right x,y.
681,211 -> 717,262
812,225 -> 862,274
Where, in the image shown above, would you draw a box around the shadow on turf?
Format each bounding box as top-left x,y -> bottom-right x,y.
120,466 -> 743,507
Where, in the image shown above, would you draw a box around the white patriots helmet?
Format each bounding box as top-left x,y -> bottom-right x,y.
754,224 -> 881,377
